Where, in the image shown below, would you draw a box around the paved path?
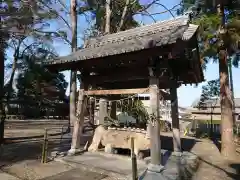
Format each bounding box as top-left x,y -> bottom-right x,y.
56,151 -> 147,176
42,168 -> 107,180
0,171 -> 20,180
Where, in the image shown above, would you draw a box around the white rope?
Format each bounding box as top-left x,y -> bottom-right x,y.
85,86 -> 151,103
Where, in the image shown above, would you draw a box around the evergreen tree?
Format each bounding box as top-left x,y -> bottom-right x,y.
180,0 -> 240,159
16,54 -> 68,118
1,0 -> 68,143
198,79 -> 220,137
3,0 -> 67,105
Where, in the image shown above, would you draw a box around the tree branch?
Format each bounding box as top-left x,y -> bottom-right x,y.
34,30 -> 71,45
117,0 -> 130,32
154,2 -> 176,18
56,0 -> 70,14
136,10 -> 157,22
137,1 -> 180,17
105,0 -> 112,33
39,0 -> 71,30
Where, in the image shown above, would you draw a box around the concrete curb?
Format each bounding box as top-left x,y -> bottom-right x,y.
54,157 -> 129,179
86,151 -> 147,164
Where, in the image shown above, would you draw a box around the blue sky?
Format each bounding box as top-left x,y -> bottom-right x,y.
6,0 -> 240,107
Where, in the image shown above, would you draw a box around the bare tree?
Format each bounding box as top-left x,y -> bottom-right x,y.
68,0 -> 79,154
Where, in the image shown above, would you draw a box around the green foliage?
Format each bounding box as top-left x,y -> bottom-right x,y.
16,53 -> 68,117
180,0 -> 240,67
198,79 -> 220,108
2,0 -> 60,34
79,0 -> 143,35
2,0 -> 69,107
2,0 -> 69,56
117,98 -> 149,123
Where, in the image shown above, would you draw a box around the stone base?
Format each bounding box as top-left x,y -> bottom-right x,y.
171,151 -> 182,157
140,151 -> 199,180
147,164 -> 164,173
67,148 -> 82,156
139,170 -> 168,180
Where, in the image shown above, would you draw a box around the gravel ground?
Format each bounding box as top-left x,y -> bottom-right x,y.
191,139 -> 240,180
1,120 -> 239,180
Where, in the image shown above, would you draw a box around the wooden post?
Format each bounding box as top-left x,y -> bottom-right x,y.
99,98 -> 107,125
170,85 -> 182,153
131,137 -> 138,180
149,76 -> 161,166
89,97 -> 95,125
68,80 -> 86,155
41,128 -> 48,163
110,101 -> 117,120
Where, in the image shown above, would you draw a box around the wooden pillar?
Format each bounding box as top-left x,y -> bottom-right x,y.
99,98 -> 107,125
68,80 -> 86,155
170,85 -> 182,153
110,101 -> 117,120
148,76 -> 161,166
89,97 -> 95,125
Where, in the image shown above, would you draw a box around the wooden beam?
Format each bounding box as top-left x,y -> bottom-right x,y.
82,61 -> 173,84
84,70 -> 149,83
85,88 -> 171,100
94,78 -> 181,89
85,88 -> 149,95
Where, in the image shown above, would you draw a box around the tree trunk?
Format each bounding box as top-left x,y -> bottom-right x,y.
105,0 -> 111,33
68,0 -> 79,154
0,38 -> 5,144
69,0 -> 77,128
6,56 -> 18,113
69,72 -> 77,126
228,59 -> 235,124
218,2 -> 236,159
69,87 -> 85,153
219,50 -> 236,158
117,0 -> 130,32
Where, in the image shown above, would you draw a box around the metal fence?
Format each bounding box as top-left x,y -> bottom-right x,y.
184,119 -> 240,137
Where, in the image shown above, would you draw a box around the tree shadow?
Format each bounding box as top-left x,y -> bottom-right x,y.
0,133 -> 77,168
192,153 -> 240,180
211,137 -> 221,152
0,140 -> 44,168
229,163 -> 240,178
160,135 -> 199,152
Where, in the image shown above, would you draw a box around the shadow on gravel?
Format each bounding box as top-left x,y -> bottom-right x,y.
195,157 -> 240,180
0,138 -> 70,167
0,132 -> 93,167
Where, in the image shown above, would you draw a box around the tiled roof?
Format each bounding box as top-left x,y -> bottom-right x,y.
192,98 -> 240,108
43,16 -> 198,65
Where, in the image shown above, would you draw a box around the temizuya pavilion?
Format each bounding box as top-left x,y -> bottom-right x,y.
42,16 -> 204,179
